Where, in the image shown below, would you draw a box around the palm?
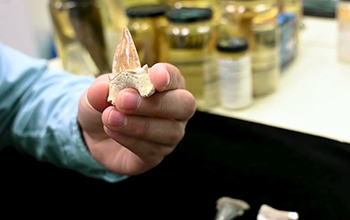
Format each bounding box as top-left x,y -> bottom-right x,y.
90,137 -> 148,175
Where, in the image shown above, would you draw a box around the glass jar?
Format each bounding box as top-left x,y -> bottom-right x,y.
278,0 -> 303,28
123,0 -> 160,8
277,0 -> 302,50
219,0 -> 280,97
126,4 -> 170,67
49,0 -> 110,77
165,7 -> 219,110
216,38 -> 252,109
337,0 -> 350,63
165,0 -> 216,8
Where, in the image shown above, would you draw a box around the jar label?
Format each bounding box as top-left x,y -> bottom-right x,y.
218,55 -> 252,109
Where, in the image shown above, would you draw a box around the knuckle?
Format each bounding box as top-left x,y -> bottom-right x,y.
146,146 -> 162,159
168,123 -> 185,145
182,92 -> 196,118
156,94 -> 167,113
134,119 -> 151,136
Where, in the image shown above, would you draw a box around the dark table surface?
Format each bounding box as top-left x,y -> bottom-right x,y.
1,111 -> 349,219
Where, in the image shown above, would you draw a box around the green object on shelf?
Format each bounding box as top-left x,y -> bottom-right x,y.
303,0 -> 337,18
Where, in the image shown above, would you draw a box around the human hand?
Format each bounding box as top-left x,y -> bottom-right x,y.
78,63 -> 196,176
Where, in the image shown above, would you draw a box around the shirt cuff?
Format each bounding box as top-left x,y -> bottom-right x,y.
59,114 -> 129,183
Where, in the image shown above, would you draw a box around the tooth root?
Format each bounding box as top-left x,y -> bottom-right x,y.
112,27 -> 141,73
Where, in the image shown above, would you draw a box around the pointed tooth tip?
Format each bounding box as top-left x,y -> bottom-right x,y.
123,26 -> 130,34
142,64 -> 149,71
113,27 -> 142,73
122,27 -> 133,41
112,26 -> 142,73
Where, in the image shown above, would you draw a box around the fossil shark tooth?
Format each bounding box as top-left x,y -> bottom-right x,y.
107,27 -> 155,105
257,204 -> 299,220
215,197 -> 250,220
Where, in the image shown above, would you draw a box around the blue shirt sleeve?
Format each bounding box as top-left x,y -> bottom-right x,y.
0,42 -> 127,183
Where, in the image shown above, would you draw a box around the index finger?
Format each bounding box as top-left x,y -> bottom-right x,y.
150,63 -> 186,92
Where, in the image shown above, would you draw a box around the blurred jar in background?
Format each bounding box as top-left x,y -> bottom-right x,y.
49,0 -> 110,77
165,7 -> 219,110
126,4 -> 170,66
99,0 -> 161,63
219,0 -> 280,97
99,0 -> 128,62
279,0 -> 302,28
123,0 -> 160,8
337,0 -> 350,63
217,38 -> 253,110
277,0 -> 302,46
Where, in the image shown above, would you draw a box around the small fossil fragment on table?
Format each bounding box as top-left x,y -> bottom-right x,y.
107,27 -> 155,105
215,196 -> 250,220
257,204 -> 299,220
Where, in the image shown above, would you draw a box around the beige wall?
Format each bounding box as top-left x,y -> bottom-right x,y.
0,0 -> 53,58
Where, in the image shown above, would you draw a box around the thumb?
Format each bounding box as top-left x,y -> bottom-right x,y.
86,74 -> 111,113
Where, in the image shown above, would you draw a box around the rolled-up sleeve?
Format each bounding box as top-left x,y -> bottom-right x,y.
0,42 -> 127,183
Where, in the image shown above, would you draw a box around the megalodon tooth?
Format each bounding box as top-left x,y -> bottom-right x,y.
107,27 -> 155,105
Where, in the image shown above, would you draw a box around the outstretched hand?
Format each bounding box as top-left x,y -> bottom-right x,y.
78,63 -> 196,176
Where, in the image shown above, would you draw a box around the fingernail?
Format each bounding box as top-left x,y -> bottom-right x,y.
121,90 -> 142,110
108,110 -> 127,128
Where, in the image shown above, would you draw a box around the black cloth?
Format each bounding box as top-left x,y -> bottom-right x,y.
1,111 -> 349,219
